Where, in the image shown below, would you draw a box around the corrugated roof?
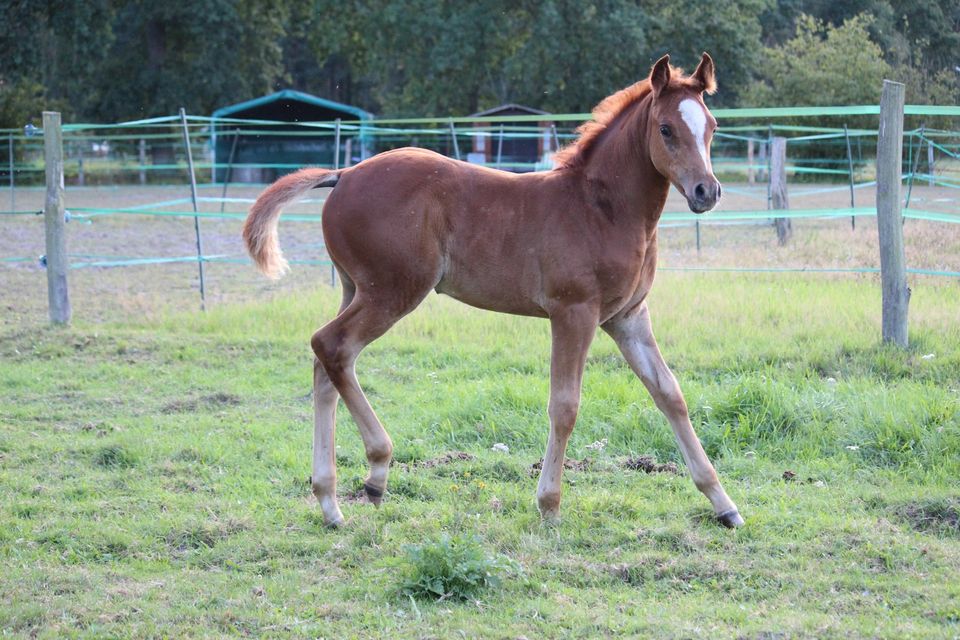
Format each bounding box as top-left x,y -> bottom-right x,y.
212,89 -> 372,120
469,103 -> 550,117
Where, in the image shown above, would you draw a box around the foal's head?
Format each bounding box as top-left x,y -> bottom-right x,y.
647,53 -> 721,213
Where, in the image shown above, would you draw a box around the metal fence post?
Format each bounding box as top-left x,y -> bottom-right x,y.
905,124 -> 925,209
42,111 -> 71,324
138,138 -> 147,185
844,124 -> 855,230
76,143 -> 84,186
333,118 -> 341,170
179,108 -> 207,311
876,80 -> 909,347
220,129 -> 241,214
765,126 -> 773,209
448,119 -> 461,160
7,133 -> 14,212
496,124 -> 504,169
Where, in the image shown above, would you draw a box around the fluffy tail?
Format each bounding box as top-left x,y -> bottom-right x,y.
242,168 -> 340,279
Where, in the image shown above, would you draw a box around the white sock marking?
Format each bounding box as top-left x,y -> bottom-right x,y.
679,99 -> 709,169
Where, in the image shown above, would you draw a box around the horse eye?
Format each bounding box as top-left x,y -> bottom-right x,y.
659,125 -> 672,138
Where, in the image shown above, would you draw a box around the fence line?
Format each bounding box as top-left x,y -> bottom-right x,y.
1,98 -> 958,332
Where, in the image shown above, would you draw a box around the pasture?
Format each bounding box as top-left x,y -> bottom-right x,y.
2,183 -> 960,636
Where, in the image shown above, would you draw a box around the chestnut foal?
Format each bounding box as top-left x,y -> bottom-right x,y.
244,53 -> 743,528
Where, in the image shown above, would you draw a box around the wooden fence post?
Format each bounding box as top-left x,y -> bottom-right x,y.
747,138 -> 755,184
876,80 -> 909,347
771,136 -> 791,245
43,111 -> 71,325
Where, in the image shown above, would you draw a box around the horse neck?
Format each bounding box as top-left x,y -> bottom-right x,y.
580,95 -> 670,229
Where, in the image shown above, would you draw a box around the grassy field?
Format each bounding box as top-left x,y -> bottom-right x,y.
1,271 -> 959,638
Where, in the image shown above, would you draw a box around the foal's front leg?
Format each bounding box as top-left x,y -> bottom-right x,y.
537,303 -> 598,522
603,303 -> 743,527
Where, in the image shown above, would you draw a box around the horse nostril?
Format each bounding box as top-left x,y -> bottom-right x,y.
694,183 -> 706,199
716,183 -> 722,199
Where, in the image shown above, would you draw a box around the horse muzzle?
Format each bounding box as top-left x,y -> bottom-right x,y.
684,179 -> 721,214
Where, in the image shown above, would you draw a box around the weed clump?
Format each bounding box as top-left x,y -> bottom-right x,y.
93,445 -> 137,469
400,533 -> 519,601
894,498 -> 960,537
698,378 -> 802,457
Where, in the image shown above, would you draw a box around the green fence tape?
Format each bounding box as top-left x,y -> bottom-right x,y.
67,207 -> 323,221
659,266 -> 960,277
47,103 -> 955,133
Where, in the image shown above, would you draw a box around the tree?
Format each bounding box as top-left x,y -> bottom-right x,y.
294,0 -> 650,117
646,0 -> 772,106
744,14 -> 891,107
0,0 -> 114,124
92,0 -> 288,121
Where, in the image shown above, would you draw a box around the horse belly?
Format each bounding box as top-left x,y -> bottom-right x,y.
435,253 -> 547,318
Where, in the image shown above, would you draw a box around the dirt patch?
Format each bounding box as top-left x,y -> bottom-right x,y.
530,457 -> 591,475
418,451 -> 475,468
895,499 -> 960,536
623,455 -> 678,474
161,392 -> 241,413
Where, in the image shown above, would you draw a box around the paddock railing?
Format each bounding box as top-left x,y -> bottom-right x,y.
1,93 -> 958,335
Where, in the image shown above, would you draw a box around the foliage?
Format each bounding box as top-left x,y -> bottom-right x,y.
400,533 -> 519,601
345,0 -> 651,116
2,0 -> 955,122
645,0 -> 773,106
757,0 -> 960,105
0,78 -> 53,129
744,13 -> 891,107
91,0 -> 287,120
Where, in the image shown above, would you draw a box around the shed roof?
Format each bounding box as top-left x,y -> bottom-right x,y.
212,89 -> 372,121
469,103 -> 550,118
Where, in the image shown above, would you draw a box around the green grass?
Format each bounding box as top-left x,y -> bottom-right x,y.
1,272 -> 959,638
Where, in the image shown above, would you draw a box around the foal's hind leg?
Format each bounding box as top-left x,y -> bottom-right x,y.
311,276 -> 356,527
311,288 -> 430,510
603,303 -> 743,528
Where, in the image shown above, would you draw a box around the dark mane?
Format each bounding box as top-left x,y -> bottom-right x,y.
554,66 -> 702,169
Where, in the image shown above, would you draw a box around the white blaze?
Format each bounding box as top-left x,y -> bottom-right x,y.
678,99 -> 709,170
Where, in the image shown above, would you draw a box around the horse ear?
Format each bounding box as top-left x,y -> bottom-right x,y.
693,52 -> 717,95
649,54 -> 672,96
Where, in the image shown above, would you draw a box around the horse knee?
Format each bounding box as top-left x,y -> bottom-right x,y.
548,393 -> 580,437
652,376 -> 689,419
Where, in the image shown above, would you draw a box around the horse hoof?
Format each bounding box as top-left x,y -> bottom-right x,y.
364,482 -> 385,506
717,509 -> 744,528
538,509 -> 561,526
325,516 -> 345,529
